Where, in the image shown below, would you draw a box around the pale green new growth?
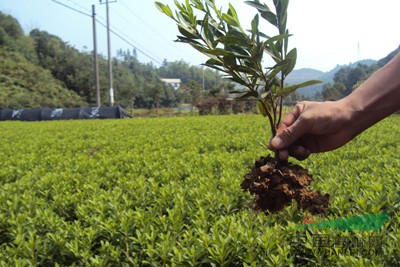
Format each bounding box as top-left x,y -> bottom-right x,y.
156,0 -> 321,140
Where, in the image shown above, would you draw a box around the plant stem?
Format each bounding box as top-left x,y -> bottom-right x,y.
258,98 -> 276,137
275,74 -> 286,166
274,150 -> 280,164
277,73 -> 285,128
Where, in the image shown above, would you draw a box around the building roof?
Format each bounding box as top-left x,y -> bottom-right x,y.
160,78 -> 181,83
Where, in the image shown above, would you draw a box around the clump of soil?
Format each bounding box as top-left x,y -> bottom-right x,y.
241,155 -> 330,215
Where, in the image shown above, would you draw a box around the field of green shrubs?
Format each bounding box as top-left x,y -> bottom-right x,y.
0,114 -> 399,266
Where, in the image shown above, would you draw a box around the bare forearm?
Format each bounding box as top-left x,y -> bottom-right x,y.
270,54 -> 400,161
340,53 -> 400,136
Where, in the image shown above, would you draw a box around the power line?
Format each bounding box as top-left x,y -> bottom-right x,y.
118,0 -> 193,60
50,0 -> 163,65
110,7 -> 164,61
64,0 -> 92,14
96,19 -> 163,65
51,0 -> 90,17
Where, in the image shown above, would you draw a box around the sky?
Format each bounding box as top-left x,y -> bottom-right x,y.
1,0 -> 399,72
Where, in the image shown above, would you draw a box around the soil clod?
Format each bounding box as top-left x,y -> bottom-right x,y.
241,155 -> 330,214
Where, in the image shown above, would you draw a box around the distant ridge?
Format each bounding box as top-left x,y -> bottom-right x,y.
286,59 -> 378,97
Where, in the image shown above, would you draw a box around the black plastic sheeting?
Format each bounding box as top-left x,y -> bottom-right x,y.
0,106 -> 131,121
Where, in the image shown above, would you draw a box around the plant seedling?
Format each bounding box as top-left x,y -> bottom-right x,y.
156,0 -> 329,214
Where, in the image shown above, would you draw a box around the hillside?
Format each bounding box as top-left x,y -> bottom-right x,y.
285,68 -> 324,85
0,12 -> 87,108
287,59 -> 378,97
0,11 -> 232,110
0,48 -> 86,109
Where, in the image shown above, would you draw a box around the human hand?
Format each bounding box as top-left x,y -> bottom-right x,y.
269,100 -> 356,161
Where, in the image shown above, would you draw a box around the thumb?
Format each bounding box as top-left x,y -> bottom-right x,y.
269,118 -> 309,150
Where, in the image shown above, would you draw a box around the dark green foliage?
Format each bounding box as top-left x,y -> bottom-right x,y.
0,115 -> 399,265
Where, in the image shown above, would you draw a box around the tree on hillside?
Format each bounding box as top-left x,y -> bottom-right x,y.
377,44 -> 400,67
322,82 -> 346,101
0,12 -> 37,63
29,32 -> 139,107
322,63 -> 377,100
0,12 -> 23,41
30,29 -> 95,101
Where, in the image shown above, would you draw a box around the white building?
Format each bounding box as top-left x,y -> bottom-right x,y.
160,78 -> 181,90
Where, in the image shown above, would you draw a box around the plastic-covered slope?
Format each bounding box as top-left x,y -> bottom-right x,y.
0,106 -> 131,121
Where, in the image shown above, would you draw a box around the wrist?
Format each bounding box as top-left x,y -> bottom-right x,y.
335,97 -> 367,137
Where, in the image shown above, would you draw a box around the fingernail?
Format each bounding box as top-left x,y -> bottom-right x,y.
271,137 -> 283,149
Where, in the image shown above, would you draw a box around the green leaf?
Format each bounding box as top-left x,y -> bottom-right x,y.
267,62 -> 284,79
202,15 -> 216,48
245,1 -> 271,12
264,42 -> 281,62
205,58 -> 223,66
223,54 -> 236,67
261,91 -> 271,99
264,33 -> 292,47
155,2 -> 174,19
251,14 -> 259,41
258,31 -> 270,39
232,65 -> 259,76
178,11 -> 194,25
190,0 -> 205,11
190,44 -> 232,60
277,0 -> 288,34
259,10 -> 277,26
203,64 -> 226,73
228,3 -> 240,25
226,77 -> 243,85
276,0 -> 289,23
257,100 -> 271,117
276,80 -> 322,97
222,13 -> 239,27
176,36 -> 203,46
284,29 -> 289,55
178,25 -> 199,39
249,42 -> 264,62
185,0 -> 193,16
217,35 -> 250,48
231,90 -> 258,100
242,58 -> 258,70
282,47 -> 297,76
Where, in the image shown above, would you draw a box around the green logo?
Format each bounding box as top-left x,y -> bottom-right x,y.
296,212 -> 389,231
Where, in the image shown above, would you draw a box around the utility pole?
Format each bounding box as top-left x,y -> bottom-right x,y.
92,5 -> 101,107
202,66 -> 205,90
100,0 -> 116,106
